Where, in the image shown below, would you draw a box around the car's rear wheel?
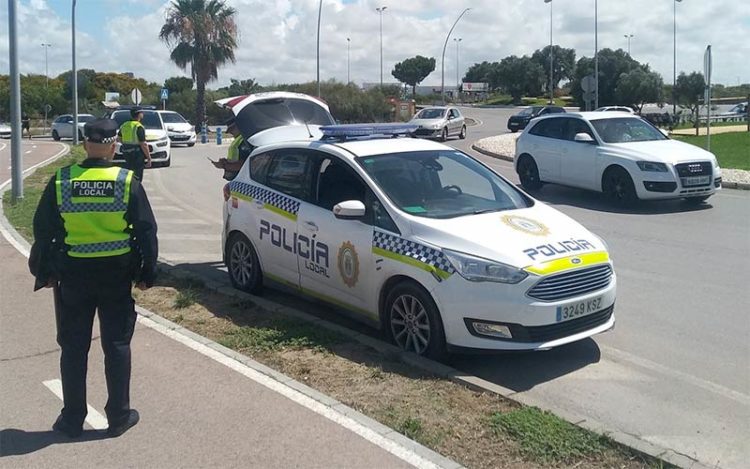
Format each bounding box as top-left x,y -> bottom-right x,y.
602,166 -> 638,206
440,127 -> 448,142
52,130 -> 60,141
510,128 -> 518,133
459,125 -> 467,139
226,233 -> 263,294
517,155 -> 543,191
384,281 -> 446,359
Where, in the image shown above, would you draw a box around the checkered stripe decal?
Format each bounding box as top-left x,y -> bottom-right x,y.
373,231 -> 455,275
68,239 -> 130,254
59,166 -> 128,213
229,181 -> 300,216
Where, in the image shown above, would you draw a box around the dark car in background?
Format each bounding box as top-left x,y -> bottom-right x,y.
507,106 -> 565,132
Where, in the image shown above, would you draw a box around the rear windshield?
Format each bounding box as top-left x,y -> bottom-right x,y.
238,98 -> 334,137
416,108 -> 446,119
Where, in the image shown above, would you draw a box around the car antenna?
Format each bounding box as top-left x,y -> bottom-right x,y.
303,119 -> 313,139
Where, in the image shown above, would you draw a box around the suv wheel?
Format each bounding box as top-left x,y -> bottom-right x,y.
517,155 -> 543,191
226,233 -> 263,294
603,166 -> 638,206
384,281 -> 446,359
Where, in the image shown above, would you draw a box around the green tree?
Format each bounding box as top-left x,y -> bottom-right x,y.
615,66 -> 664,113
571,48 -> 640,108
159,0 -> 239,127
164,76 -> 194,93
391,56 -> 436,98
463,61 -> 502,90
531,45 -> 576,92
223,78 -> 262,96
674,71 -> 706,135
496,55 -> 545,103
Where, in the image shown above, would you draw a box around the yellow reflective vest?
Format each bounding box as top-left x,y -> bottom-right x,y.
120,120 -> 144,145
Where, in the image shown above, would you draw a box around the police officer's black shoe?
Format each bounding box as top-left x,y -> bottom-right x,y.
107,409 -> 139,438
52,415 -> 83,438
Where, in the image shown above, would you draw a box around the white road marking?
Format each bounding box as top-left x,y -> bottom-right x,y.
43,379 -> 109,430
158,233 -> 221,241
137,314 -> 442,469
151,205 -> 184,212
155,218 -> 209,225
158,252 -> 221,263
25,150 -> 32,154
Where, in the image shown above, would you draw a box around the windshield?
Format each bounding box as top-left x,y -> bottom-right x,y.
590,117 -> 666,143
357,150 -> 530,219
236,97 -> 334,137
416,108 -> 446,119
112,111 -> 163,130
160,112 -> 187,124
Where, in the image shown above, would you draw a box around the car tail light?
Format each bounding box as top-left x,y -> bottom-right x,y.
223,183 -> 231,201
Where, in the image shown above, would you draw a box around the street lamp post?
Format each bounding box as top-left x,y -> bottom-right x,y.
673,0 -> 683,117
453,37 -> 462,94
8,0 -> 23,199
347,37 -> 351,84
441,8 -> 471,103
594,0 -> 598,109
42,43 -> 51,134
316,0 -> 322,97
72,0 -> 78,145
545,0 -> 553,104
376,6 -> 387,89
624,34 -> 634,55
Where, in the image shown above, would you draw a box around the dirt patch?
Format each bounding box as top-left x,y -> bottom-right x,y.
134,275 -> 666,469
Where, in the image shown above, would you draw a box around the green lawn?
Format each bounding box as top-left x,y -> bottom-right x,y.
673,132 -> 750,170
673,120 -> 748,131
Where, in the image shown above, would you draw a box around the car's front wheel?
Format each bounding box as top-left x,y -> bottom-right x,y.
440,127 -> 448,142
52,130 -> 60,141
459,125 -> 467,139
517,155 -> 543,191
384,281 -> 446,359
602,166 -> 638,206
226,233 -> 263,294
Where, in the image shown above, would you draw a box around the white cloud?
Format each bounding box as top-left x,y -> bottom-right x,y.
2,0 -> 749,88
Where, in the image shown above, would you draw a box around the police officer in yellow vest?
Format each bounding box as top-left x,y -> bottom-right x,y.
29,118 -> 158,438
211,116 -> 250,180
118,107 -> 152,180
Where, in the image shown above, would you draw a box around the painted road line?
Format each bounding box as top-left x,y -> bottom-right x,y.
43,379 -> 109,430
158,233 -> 221,241
151,205 -> 184,212
155,218 -> 210,225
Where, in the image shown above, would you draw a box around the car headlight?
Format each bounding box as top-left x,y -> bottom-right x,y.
443,249 -> 528,284
636,161 -> 668,172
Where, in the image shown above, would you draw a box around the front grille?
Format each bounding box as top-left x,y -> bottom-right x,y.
643,181 -> 677,193
527,264 -> 612,301
509,305 -> 614,342
675,161 -> 712,177
415,128 -> 436,136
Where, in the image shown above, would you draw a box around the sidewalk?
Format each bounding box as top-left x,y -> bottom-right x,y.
0,145 -> 448,469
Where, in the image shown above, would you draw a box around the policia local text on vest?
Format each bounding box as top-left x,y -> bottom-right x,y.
119,107 -> 152,181
29,118 -> 158,438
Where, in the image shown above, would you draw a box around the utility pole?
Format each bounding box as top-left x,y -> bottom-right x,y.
376,6 -> 387,89
624,34 -> 634,55
316,0 -> 322,97
594,0 -> 599,109
72,0 -> 79,145
8,0 -> 23,199
347,37 -> 351,84
673,0 -> 683,118
454,37 -> 462,93
441,8 -> 471,103
42,43 -> 52,134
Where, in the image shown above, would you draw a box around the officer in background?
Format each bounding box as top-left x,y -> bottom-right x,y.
211,116 -> 250,180
118,107 -> 152,180
29,118 -> 158,438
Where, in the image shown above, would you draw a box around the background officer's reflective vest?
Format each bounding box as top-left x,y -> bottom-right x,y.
120,120 -> 144,146
227,134 -> 244,162
55,164 -> 133,258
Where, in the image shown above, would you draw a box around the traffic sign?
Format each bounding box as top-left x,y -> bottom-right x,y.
130,88 -> 142,105
160,88 -> 169,101
581,74 -> 597,93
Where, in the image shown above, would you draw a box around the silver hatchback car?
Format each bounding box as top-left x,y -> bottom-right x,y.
410,106 -> 466,141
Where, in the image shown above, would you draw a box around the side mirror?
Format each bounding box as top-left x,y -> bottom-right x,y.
659,128 -> 670,137
333,200 -> 366,219
574,133 -> 596,143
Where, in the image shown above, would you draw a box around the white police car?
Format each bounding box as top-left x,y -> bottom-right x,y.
223,124 -> 616,357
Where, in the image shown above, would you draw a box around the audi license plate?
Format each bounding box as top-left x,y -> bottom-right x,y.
682,175 -> 710,187
556,296 -> 604,322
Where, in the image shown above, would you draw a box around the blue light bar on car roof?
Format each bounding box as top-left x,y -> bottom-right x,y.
320,123 -> 418,138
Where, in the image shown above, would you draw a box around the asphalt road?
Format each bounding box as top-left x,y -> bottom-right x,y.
142,108 -> 749,468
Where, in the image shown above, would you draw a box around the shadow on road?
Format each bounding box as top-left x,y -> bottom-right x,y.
448,338 -> 602,393
0,428 -> 109,456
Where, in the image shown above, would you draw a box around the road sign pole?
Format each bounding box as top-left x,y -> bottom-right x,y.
8,0 -> 23,199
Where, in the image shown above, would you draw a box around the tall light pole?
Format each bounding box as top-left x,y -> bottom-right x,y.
316,0 -> 322,97
441,8 -> 471,103
376,6 -> 387,88
42,43 -> 51,134
8,0 -> 23,199
623,34 -> 634,55
72,0 -> 79,145
545,0 -> 553,104
673,0 -> 682,117
347,37 -> 351,84
594,0 -> 599,109
453,37 -> 462,92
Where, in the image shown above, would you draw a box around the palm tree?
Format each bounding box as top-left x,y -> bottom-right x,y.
159,0 -> 238,128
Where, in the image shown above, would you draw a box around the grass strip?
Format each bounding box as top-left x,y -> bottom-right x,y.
673,132 -> 750,170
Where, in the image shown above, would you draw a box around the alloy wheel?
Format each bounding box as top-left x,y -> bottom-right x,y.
390,294 -> 431,355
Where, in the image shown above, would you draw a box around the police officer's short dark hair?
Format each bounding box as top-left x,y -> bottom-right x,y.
130,107 -> 143,119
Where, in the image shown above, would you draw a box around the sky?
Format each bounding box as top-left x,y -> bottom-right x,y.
2,0 -> 749,90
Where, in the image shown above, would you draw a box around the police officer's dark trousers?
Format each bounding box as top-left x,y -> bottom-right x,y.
122,146 -> 145,181
56,259 -> 136,428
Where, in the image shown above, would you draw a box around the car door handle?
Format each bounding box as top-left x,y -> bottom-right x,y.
303,220 -> 319,232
